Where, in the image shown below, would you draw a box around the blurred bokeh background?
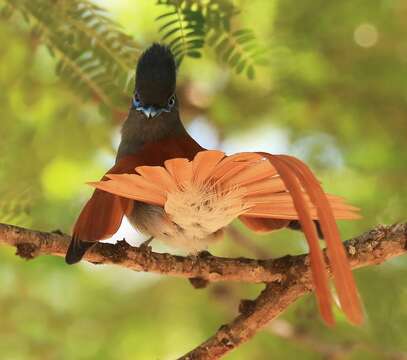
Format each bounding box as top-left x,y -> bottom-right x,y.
1,0 -> 406,359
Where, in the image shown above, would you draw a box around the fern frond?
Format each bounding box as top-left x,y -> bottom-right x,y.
5,0 -> 141,114
209,28 -> 268,79
156,1 -> 206,65
156,0 -> 268,79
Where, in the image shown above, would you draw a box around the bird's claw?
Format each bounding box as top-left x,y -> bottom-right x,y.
197,250 -> 212,259
139,236 -> 153,253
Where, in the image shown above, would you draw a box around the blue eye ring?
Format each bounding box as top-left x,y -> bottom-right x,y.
132,94 -> 141,109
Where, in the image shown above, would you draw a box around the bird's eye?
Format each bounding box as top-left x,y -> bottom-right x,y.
133,94 -> 141,108
168,95 -> 176,107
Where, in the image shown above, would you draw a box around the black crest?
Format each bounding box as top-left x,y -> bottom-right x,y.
135,43 -> 176,107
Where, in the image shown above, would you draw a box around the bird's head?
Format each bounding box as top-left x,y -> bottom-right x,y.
133,43 -> 177,119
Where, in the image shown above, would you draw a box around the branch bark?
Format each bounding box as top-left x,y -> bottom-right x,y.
0,223 -> 284,283
179,223 -> 407,359
0,222 -> 406,359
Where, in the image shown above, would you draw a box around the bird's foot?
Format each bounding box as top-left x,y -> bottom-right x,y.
187,250 -> 212,264
139,236 -> 154,253
197,250 -> 212,259
187,251 -> 212,289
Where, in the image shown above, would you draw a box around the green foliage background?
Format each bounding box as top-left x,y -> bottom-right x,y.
0,0 -> 406,359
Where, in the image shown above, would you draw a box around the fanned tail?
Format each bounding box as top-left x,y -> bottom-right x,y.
89,150 -> 229,205
88,150 -> 363,325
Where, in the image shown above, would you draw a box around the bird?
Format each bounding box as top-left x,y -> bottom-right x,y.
66,43 -> 363,326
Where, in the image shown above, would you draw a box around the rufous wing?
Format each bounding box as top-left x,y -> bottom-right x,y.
66,134 -> 205,264
66,190 -> 132,264
66,154 -> 143,264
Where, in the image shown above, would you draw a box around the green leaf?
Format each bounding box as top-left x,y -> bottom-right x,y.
161,27 -> 181,41
159,18 -> 180,33
186,50 -> 201,58
155,11 -> 178,21
229,52 -> 241,67
236,59 -> 246,74
246,64 -> 255,79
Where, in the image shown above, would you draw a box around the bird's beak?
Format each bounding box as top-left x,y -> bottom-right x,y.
132,96 -> 171,118
141,106 -> 160,119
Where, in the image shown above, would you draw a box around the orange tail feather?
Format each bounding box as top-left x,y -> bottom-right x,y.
260,153 -> 334,325
278,155 -> 363,325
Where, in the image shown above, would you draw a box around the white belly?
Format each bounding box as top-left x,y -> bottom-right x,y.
128,184 -> 247,253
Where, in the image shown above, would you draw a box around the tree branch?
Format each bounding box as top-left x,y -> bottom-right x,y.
0,222 -> 284,283
179,223 -> 407,359
0,222 -> 406,359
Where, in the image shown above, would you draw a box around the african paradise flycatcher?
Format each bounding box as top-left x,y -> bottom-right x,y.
66,44 -> 363,326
